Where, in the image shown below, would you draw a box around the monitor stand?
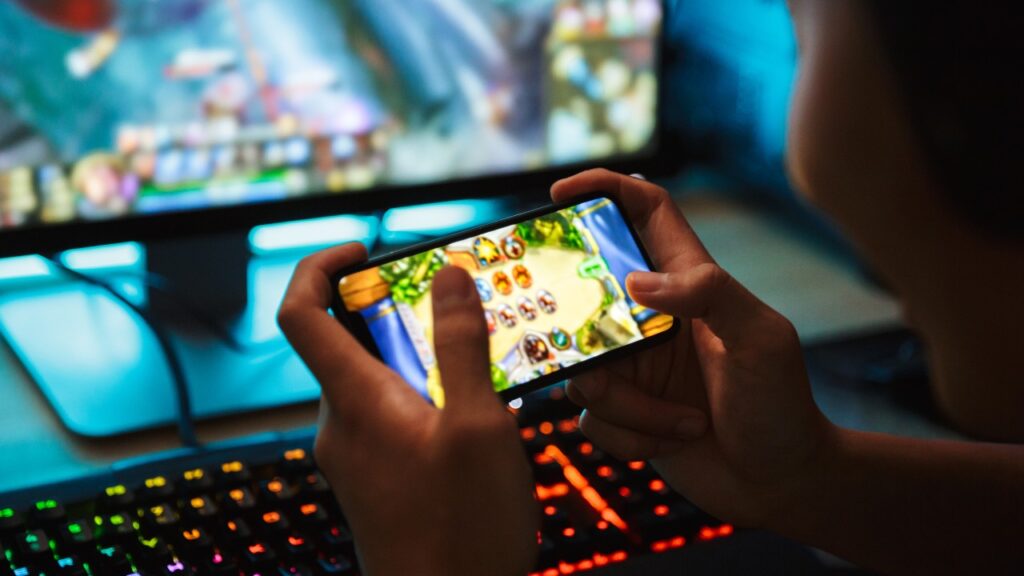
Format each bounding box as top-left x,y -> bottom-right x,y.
0,233 -> 318,438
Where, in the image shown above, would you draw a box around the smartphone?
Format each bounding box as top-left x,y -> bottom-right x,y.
331,195 -> 678,406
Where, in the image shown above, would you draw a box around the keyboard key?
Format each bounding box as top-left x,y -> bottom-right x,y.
218,518 -> 252,548
30,499 -> 65,524
242,541 -> 277,570
53,555 -> 88,576
319,524 -> 354,553
178,526 -> 213,553
161,559 -> 191,575
260,477 -> 296,504
141,504 -> 181,535
140,476 -> 175,502
96,513 -> 136,544
221,487 -> 257,516
15,530 -> 52,562
298,472 -> 331,498
199,550 -> 238,576
0,507 -> 26,533
281,448 -> 314,475
179,467 -> 214,494
259,510 -> 291,534
317,555 -> 355,575
177,531 -> 213,566
100,484 -> 136,510
91,544 -> 132,573
217,461 -> 252,485
134,535 -> 173,566
58,520 -> 96,553
295,502 -> 329,530
284,533 -> 315,558
184,495 -> 219,523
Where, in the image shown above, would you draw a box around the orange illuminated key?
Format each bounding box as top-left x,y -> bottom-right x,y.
244,541 -> 276,566
218,461 -> 251,484
282,448 -> 313,473
221,518 -> 252,543
260,477 -> 295,502
185,495 -> 218,519
222,487 -> 256,513
261,510 -> 290,533
285,533 -> 313,555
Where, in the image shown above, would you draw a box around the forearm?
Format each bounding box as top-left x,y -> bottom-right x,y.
776,425 -> 1024,575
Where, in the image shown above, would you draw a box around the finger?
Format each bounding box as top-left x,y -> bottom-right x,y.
567,376 -> 708,440
578,410 -> 689,461
627,262 -> 772,348
278,243 -> 421,410
431,266 -> 501,414
551,168 -> 712,272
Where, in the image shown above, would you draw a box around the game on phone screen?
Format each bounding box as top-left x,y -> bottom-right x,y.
337,198 -> 674,406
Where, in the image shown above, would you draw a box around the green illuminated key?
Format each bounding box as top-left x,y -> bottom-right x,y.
16,529 -> 51,558
31,498 -> 65,523
60,520 -> 96,549
0,506 -> 25,532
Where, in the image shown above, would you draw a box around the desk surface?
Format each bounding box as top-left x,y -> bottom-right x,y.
0,189 -> 956,494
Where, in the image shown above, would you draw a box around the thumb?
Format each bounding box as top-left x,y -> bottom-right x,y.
431,266 -> 500,413
627,263 -> 770,348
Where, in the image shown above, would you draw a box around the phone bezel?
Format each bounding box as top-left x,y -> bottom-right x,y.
329,192 -> 680,402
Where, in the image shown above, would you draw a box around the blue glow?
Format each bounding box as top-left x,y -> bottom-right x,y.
382,200 -> 504,236
249,215 -> 379,255
60,242 -> 144,271
0,256 -> 52,282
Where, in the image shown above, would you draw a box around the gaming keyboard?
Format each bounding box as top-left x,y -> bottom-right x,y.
0,390 -> 734,576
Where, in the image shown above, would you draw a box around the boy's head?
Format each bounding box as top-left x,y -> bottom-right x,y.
785,0 -> 1019,300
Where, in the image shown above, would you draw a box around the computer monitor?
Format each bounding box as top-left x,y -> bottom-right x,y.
0,0 -> 668,256
0,0 -> 670,438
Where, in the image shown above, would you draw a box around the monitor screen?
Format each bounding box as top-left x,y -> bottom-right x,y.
0,0 -> 663,233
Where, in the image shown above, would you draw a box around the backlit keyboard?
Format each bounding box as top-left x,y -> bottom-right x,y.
0,392 -> 733,575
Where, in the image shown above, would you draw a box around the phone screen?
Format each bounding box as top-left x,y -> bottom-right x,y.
336,197 -> 674,406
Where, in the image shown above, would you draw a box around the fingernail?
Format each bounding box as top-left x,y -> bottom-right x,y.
630,173 -> 647,181
675,416 -> 707,439
629,271 -> 666,294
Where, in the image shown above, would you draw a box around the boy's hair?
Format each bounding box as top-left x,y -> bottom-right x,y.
865,2 -> 1021,239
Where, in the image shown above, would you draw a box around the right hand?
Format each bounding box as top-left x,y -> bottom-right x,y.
552,169 -> 836,528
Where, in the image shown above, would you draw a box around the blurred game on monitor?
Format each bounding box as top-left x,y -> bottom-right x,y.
0,0 -> 663,231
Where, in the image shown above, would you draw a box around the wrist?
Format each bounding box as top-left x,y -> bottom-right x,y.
762,417 -> 847,539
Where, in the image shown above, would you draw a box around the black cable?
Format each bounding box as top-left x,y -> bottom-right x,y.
45,256 -> 200,449
127,271 -> 289,356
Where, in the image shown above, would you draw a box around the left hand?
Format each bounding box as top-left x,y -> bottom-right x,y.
278,244 -> 538,576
